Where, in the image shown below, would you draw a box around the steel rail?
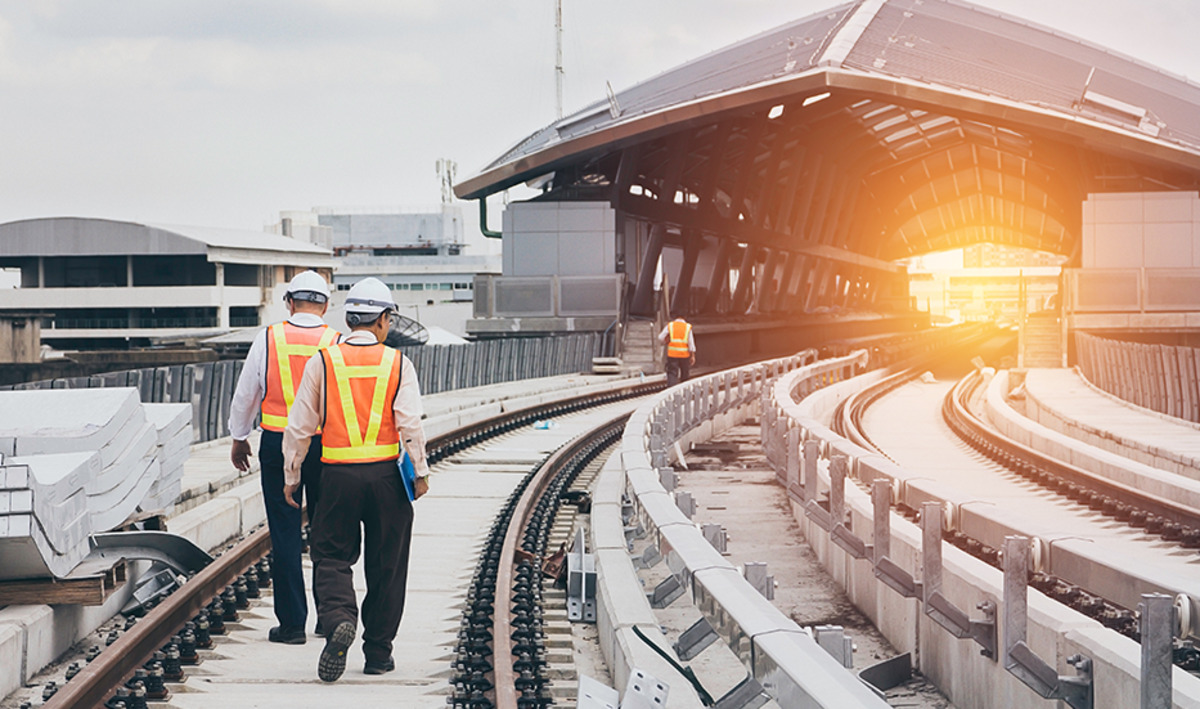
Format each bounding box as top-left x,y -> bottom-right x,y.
492,412 -> 631,709
49,380 -> 659,709
42,526 -> 272,709
945,370 -> 1200,531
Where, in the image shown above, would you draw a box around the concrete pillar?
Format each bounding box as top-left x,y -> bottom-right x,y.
215,263 -> 229,329
126,255 -> 134,288
37,257 -> 44,288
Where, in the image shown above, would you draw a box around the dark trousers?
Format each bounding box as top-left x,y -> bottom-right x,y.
259,430 -> 323,630
666,356 -> 691,386
312,460 -> 413,664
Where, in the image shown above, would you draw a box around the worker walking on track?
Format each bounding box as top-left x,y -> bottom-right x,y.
659,314 -> 696,386
283,276 -> 432,682
229,270 -> 338,645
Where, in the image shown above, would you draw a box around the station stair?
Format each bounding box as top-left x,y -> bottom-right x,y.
1022,311 -> 1063,368
621,318 -> 662,374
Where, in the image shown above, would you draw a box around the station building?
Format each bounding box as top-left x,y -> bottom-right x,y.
0,217 -> 335,350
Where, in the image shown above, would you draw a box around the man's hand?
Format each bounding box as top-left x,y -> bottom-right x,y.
689,354 -> 696,366
414,475 -> 430,500
284,482 -> 301,509
231,439 -> 252,472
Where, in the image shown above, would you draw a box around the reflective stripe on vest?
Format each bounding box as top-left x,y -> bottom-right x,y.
667,320 -> 691,358
320,343 -> 402,464
260,322 -> 338,432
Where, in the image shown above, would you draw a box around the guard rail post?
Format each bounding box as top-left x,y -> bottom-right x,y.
1002,535 -> 1093,709
1139,593 -> 1173,709
802,439 -> 820,504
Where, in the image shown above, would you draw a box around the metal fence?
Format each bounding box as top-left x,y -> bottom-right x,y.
1075,331 -> 1200,423
0,333 -> 603,443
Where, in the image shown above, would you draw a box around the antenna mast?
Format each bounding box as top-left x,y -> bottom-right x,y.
555,0 -> 563,119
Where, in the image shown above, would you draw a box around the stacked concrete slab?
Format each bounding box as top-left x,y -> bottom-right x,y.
0,389 -> 192,580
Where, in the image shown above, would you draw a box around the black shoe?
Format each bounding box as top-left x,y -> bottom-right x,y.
318,621 -> 356,682
268,625 -> 307,645
363,656 -> 395,675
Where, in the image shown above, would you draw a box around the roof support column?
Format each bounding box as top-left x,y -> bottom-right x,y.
766,251 -> 795,314
702,237 -> 733,314
730,243 -> 759,314
670,233 -> 701,317
629,223 -> 665,317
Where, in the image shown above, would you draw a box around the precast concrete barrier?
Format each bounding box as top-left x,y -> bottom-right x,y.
766,361 -> 1200,709
1076,332 -> 1200,424
613,348 -> 892,708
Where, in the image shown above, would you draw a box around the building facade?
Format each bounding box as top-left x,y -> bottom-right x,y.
0,218 -> 334,349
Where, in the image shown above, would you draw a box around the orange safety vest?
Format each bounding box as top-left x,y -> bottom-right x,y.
320,342 -> 403,465
667,320 -> 692,359
260,322 -> 338,432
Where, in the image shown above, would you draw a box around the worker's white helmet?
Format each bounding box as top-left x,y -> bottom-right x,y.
283,270 -> 331,303
344,277 -> 397,315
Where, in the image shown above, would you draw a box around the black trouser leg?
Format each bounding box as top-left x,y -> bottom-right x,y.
360,466 -> 413,663
259,431 -> 307,630
679,358 -> 691,382
311,464 -> 365,635
301,435 -> 323,613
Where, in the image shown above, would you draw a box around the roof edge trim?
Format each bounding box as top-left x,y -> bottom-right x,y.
817,0 -> 888,68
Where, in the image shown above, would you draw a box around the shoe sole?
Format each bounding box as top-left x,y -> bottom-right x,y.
363,663 -> 394,675
317,621 -> 356,682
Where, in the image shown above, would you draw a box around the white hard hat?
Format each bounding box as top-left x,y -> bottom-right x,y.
344,277 -> 397,315
284,270 -> 331,303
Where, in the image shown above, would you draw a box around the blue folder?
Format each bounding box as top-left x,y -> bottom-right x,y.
398,450 -> 417,502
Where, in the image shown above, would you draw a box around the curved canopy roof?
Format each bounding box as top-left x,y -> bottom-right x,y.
456,0 -> 1200,261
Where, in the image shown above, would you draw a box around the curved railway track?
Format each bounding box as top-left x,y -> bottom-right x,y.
837,360 -> 1200,671
40,380 -> 659,709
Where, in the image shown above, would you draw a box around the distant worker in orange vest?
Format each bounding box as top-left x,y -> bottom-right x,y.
659,315 -> 696,386
229,270 -> 338,645
283,276 -> 431,682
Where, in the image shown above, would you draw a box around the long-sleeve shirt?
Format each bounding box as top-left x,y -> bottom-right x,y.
657,320 -> 696,353
282,330 -> 430,486
228,312 -> 334,441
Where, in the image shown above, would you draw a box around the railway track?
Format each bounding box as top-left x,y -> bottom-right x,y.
838,361 -> 1200,672
37,379 -> 659,709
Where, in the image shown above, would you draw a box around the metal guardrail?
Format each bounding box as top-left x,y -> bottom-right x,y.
766,355 -> 1199,708
0,334 -> 604,443
619,350 -> 892,708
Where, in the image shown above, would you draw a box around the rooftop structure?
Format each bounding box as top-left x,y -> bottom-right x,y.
0,217 -> 334,349
456,0 -> 1200,350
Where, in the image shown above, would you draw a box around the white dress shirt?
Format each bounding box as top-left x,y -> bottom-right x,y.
282,330 -> 430,486
227,312 -> 333,441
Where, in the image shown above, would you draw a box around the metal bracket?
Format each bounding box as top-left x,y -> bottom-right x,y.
89,531 -> 213,577
828,455 -> 871,560
871,480 -> 922,599
1003,535 -> 1093,709
673,617 -> 719,661
646,574 -> 684,609
921,502 -> 996,659
634,543 -> 662,570
712,675 -> 769,709
567,528 -> 597,623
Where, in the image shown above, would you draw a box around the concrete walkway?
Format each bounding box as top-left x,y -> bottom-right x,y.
1022,368 -> 1200,480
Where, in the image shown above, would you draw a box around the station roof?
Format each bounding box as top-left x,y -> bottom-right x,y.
456,0 -> 1200,262
0,217 -> 335,268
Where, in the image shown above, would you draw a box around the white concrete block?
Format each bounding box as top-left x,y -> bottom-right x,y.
0,622 -> 22,700
168,497 -> 241,552
0,604 -> 54,682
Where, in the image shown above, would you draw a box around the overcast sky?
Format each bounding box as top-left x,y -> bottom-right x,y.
0,0 -> 1196,233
